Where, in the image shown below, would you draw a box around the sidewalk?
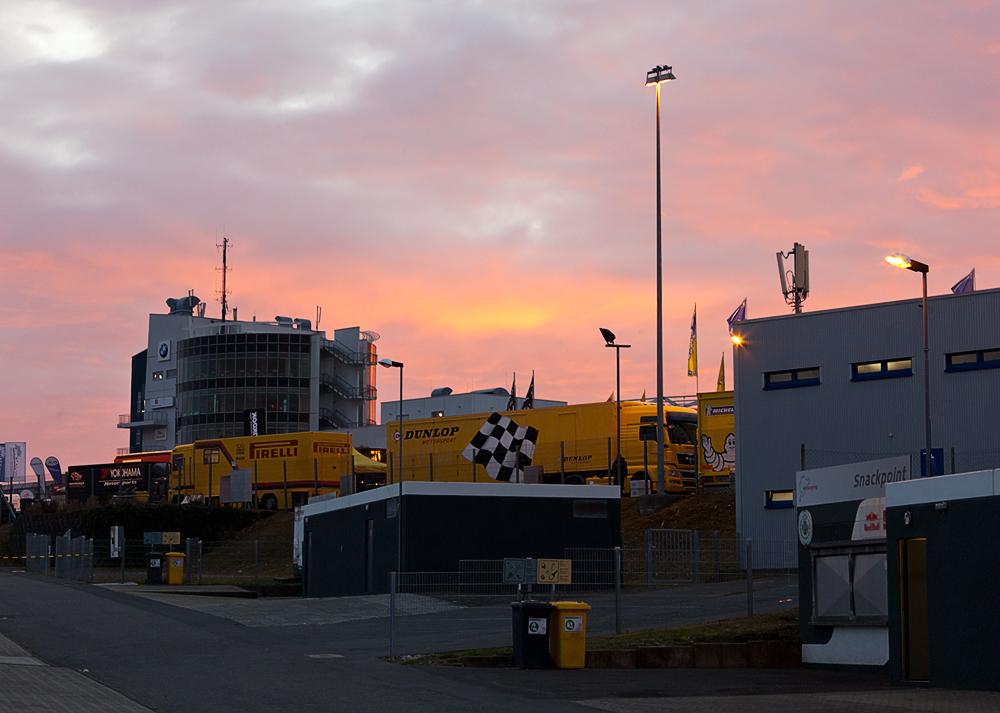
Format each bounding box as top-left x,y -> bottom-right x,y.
0,630 -> 153,712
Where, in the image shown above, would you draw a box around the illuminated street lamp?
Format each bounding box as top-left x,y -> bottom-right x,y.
646,64 -> 675,495
600,328 -> 631,487
379,358 -> 404,482
885,253 -> 933,476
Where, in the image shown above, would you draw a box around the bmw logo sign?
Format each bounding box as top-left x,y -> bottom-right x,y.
158,341 -> 170,360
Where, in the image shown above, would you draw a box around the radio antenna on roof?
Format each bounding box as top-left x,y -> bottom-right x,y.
217,230 -> 231,321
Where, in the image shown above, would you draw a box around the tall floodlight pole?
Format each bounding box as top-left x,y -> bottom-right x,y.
600,329 -> 631,488
646,65 -> 675,494
886,254 -> 933,477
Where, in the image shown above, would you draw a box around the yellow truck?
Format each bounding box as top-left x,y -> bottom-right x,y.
384,401 -> 697,493
170,431 -> 384,510
696,391 -> 735,491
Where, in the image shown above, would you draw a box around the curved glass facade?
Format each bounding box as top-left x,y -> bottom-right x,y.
176,332 -> 312,443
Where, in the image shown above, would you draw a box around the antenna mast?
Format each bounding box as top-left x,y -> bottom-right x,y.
776,242 -> 809,313
217,233 -> 231,321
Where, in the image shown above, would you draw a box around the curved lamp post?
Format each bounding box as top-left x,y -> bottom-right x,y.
379,358 -> 404,482
600,328 -> 631,487
886,254 -> 933,476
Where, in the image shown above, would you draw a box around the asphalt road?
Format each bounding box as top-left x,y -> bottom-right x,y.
2,568 -> 978,713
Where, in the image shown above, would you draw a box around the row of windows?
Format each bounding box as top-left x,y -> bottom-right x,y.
152,369 -> 177,381
177,390 -> 309,417
178,377 -> 311,394
180,341 -> 311,358
766,348 -> 999,390
179,354 -> 312,381
177,411 -> 309,428
177,418 -> 307,444
180,332 -> 311,350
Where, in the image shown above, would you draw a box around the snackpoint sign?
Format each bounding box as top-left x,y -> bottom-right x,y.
796,456 -> 911,508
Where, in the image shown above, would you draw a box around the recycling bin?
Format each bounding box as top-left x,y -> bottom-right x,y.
165,552 -> 186,585
511,601 -> 554,669
550,601 -> 591,669
145,552 -> 164,585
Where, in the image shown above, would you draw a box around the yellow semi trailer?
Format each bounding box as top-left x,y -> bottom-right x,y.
384,401 -> 698,493
170,431 -> 367,510
696,391 -> 735,491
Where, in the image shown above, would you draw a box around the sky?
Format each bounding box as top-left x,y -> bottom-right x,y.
2,0 -> 999,467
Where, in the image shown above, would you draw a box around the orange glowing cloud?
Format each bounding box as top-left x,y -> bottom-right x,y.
899,165 -> 924,181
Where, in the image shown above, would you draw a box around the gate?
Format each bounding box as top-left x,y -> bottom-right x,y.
646,529 -> 699,584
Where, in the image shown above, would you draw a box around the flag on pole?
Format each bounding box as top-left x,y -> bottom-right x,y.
727,298 -> 747,335
607,392 -> 614,402
522,371 -> 535,410
717,354 -> 725,392
641,390 -> 646,403
505,373 -> 516,411
951,269 -> 975,294
687,305 -> 698,376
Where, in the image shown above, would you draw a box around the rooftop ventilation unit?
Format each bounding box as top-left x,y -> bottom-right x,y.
166,295 -> 201,316
293,318 -> 312,331
430,387 -> 453,397
275,316 -> 294,327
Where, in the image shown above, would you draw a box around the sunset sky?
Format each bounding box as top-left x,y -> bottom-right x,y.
2,0 -> 998,467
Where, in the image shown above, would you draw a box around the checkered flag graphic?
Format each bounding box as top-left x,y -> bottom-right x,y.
461,412 -> 539,482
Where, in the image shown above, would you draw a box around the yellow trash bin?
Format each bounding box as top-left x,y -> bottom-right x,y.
165,552 -> 186,585
549,601 -> 590,669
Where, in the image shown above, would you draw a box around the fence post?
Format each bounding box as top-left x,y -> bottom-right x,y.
255,541 -> 259,586
607,437 -> 612,483
283,460 -> 289,512
120,542 -> 125,584
198,539 -> 203,585
389,571 -> 397,659
615,546 -> 622,635
714,531 -> 720,583
87,538 -> 94,583
951,446 -> 956,474
645,529 -> 652,586
560,441 -> 565,484
314,458 -> 319,497
388,451 -> 393,485
693,530 -> 701,584
472,450 -> 476,482
746,538 -> 754,618
429,452 -> 433,482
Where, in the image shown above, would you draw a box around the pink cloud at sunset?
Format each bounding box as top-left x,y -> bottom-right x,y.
1,0 -> 999,466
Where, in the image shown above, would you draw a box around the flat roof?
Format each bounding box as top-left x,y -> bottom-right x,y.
301,481 -> 621,519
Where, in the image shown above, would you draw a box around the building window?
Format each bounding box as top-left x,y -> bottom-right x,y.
851,358 -> 912,381
166,369 -> 177,379
945,349 -> 1000,372
152,371 -> 164,381
763,367 -> 821,390
765,490 -> 795,509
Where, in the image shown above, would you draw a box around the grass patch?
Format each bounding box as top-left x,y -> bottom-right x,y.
401,609 -> 799,665
586,609 -> 799,650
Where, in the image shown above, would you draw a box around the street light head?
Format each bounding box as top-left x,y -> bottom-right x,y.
599,327 -> 616,345
886,254 -> 912,270
378,358 -> 403,369
645,65 -> 675,85
731,334 -> 743,346
886,253 -> 929,274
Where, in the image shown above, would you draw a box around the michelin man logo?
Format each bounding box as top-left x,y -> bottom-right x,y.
702,432 -> 735,472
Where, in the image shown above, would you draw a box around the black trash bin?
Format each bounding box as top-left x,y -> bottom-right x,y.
146,552 -> 164,585
511,601 -> 554,669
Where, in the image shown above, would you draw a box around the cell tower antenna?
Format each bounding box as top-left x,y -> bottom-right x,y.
217,231 -> 232,321
776,242 -> 809,314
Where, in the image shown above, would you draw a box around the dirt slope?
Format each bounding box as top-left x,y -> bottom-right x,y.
621,492 -> 736,548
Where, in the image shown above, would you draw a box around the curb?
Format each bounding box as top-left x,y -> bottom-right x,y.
586,641 -> 801,669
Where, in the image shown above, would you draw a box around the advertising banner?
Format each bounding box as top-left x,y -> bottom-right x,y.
4,443 -> 25,483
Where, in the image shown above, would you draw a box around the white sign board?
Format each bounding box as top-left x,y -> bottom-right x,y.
528,618 -> 547,635
796,456 -> 911,507
564,616 -> 583,632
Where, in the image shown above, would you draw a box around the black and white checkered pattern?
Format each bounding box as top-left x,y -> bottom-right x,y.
461,412 -> 539,482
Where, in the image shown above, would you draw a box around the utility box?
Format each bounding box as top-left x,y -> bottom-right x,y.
549,601 -> 590,669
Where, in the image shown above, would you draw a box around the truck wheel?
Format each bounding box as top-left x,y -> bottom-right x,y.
261,494 -> 278,511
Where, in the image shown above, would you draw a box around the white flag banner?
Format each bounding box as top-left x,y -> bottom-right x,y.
5,443 -> 25,483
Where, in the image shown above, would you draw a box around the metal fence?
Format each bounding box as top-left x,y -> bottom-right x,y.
25,532 -> 94,582
387,535 -> 797,657
86,539 -> 293,584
